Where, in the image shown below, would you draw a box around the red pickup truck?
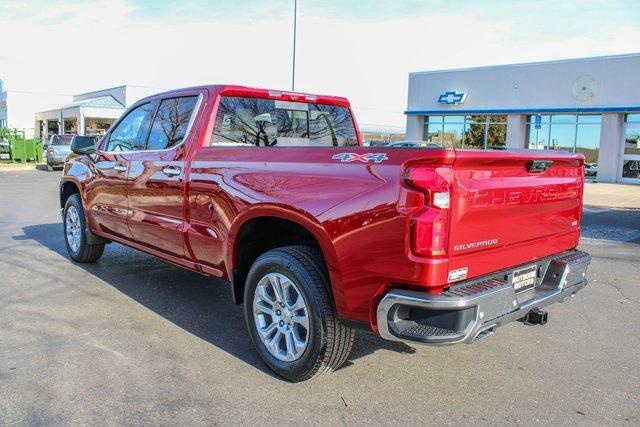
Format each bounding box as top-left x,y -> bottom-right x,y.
60,85 -> 591,381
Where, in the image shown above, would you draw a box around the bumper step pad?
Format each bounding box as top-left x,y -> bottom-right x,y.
400,323 -> 460,339
443,278 -> 506,298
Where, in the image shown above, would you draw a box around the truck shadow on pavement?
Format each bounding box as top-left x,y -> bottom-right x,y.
15,223 -> 416,380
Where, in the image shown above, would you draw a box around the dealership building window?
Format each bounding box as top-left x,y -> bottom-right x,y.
525,114 -> 601,175
423,115 -> 507,149
622,114 -> 640,181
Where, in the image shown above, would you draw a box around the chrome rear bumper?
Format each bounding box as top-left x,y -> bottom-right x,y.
376,250 -> 591,345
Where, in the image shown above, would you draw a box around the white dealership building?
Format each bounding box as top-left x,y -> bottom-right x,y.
405,53 -> 640,184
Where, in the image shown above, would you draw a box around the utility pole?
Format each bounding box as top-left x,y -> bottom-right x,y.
292,0 -> 298,91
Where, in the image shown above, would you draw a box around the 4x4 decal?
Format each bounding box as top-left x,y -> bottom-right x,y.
332,153 -> 389,163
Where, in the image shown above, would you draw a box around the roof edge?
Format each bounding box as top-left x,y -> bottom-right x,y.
409,52 -> 640,76
405,106 -> 640,115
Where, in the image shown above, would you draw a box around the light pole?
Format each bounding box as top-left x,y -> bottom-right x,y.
291,0 -> 297,91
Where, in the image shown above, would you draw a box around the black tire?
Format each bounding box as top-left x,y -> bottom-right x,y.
244,245 -> 354,382
63,194 -> 105,263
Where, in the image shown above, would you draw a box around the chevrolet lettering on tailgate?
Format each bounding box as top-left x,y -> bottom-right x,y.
469,184 -> 580,207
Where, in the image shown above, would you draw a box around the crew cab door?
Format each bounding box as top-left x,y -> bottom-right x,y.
126,94 -> 202,259
84,101 -> 157,240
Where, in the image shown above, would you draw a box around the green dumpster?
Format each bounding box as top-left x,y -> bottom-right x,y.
10,140 -> 26,163
9,139 -> 41,163
25,139 -> 38,161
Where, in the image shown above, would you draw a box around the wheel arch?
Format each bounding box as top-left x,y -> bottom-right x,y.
60,177 -> 109,245
227,206 -> 343,308
59,178 -> 82,210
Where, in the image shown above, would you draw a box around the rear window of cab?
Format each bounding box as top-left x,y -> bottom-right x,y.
209,96 -> 358,147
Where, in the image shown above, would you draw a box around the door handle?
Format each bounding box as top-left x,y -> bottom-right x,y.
162,166 -> 181,177
114,164 -> 127,173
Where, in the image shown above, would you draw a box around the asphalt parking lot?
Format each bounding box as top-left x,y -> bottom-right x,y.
1,169 -> 639,425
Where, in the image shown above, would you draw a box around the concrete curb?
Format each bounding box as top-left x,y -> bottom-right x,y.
584,204 -> 640,212
0,163 -> 47,172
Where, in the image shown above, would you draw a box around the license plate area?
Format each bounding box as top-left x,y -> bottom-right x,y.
512,265 -> 537,294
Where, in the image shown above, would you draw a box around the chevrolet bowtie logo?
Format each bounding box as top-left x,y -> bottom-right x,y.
438,91 -> 467,105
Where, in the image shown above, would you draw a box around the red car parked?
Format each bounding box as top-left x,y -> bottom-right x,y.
60,85 -> 591,381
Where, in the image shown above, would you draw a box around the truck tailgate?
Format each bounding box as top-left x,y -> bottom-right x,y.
448,150 -> 584,261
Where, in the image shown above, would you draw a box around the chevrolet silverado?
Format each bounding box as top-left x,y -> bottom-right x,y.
59,85 -> 591,381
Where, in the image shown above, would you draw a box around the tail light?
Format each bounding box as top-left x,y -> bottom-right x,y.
47,146 -> 54,156
403,166 -> 452,257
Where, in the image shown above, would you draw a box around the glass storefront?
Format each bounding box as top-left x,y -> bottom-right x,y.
424,115 -> 507,149
526,114 -> 601,178
419,112 -> 637,184
622,114 -> 640,181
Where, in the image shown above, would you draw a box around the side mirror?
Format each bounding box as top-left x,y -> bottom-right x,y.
71,137 -> 97,155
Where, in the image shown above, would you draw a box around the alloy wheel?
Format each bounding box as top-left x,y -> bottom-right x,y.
253,272 -> 310,362
65,205 -> 81,253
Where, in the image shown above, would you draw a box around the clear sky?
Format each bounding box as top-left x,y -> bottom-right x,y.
1,0 -> 639,128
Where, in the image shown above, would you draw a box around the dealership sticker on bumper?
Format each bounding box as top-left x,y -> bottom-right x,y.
448,267 -> 468,282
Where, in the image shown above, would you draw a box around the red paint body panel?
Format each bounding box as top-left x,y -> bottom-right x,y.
83,153 -> 133,240
125,88 -> 208,259
62,84 -> 586,332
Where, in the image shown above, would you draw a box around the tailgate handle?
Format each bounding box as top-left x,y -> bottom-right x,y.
528,159 -> 553,173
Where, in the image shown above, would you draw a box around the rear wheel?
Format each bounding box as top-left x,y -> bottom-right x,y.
63,194 -> 104,263
244,246 -> 354,382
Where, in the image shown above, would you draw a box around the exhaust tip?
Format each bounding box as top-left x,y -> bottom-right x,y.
474,325 -> 495,341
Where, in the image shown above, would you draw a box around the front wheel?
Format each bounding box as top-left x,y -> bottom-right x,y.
244,246 -> 354,382
63,194 -> 104,263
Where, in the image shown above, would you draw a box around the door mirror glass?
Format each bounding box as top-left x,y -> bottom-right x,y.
71,136 -> 97,155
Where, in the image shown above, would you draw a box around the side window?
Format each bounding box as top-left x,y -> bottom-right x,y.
146,96 -> 198,150
211,97 -> 277,147
210,96 -> 358,147
308,104 -> 358,146
106,102 -> 156,152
